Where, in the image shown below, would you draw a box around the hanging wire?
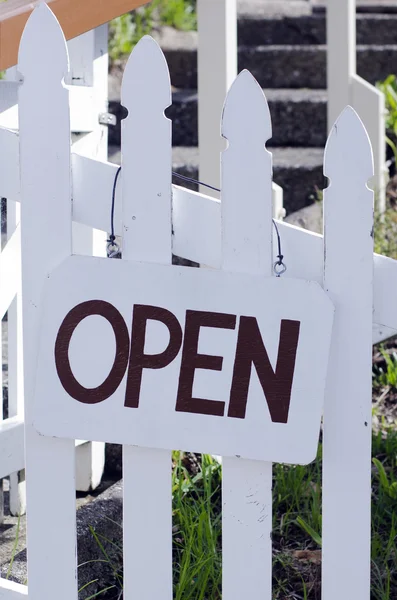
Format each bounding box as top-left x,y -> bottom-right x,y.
272,218 -> 287,277
107,166 -> 121,258
107,167 -> 286,275
172,171 -> 221,193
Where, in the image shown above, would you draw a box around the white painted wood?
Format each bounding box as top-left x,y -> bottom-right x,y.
0,227 -> 21,320
0,223 -> 19,509
18,5 -> 77,599
0,580 -> 28,599
0,417 -> 24,479
5,68 -> 18,82
0,81 -> 19,130
9,469 -> 25,516
221,70 -> 273,600
0,80 -> 95,133
327,0 -> 355,129
7,198 -> 26,516
351,74 -> 386,211
0,145 -> 396,338
121,36 -> 172,600
66,31 -> 95,88
272,182 -> 285,220
70,155 -> 397,337
327,0 -> 385,210
34,255 -> 333,463
70,25 -> 108,259
0,127 -> 19,200
322,107 -> 373,600
73,24 -> 109,261
197,0 -> 237,195
0,67 -> 21,524
75,440 -> 105,491
69,25 -> 108,492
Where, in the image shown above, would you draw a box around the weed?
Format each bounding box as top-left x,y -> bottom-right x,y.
172,452 -> 222,600
371,429 -> 397,599
373,349 -> 397,389
5,514 -> 20,580
376,75 -> 397,165
374,207 -> 397,260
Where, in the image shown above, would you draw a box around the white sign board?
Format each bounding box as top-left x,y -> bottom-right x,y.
34,256 -> 334,464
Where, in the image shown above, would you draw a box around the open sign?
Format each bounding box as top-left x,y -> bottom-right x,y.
34,256 -> 334,465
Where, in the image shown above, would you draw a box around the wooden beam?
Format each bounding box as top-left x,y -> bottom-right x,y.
0,0 -> 149,71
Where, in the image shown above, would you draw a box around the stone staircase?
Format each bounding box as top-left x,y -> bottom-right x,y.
109,1 -> 397,214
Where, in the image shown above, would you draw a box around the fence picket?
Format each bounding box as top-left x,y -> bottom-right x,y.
18,5 -> 77,599
7,199 -> 25,517
197,0 -> 237,195
121,36 -> 173,600
221,71 -> 273,600
322,107 -> 374,600
5,64 -> 25,512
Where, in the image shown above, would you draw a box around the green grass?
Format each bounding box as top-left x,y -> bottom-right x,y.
87,426 -> 397,599
374,207 -> 397,260
172,453 -> 221,600
109,0 -> 196,61
373,349 -> 397,389
376,74 -> 397,165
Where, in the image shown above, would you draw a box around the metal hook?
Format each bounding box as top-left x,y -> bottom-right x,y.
107,240 -> 120,258
274,261 -> 287,277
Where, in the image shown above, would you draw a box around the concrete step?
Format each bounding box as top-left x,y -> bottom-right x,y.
312,0 -> 397,14
173,88 -> 326,148
108,86 -> 327,148
238,13 -> 397,46
0,477 -> 123,600
157,37 -> 397,89
108,145 -> 325,216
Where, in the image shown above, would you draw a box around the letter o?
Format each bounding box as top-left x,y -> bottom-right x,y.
55,300 -> 130,404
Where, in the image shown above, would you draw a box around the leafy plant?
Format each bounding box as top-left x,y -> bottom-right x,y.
377,75 -> 397,136
373,348 -> 397,388
377,75 -> 397,165
5,514 -> 20,580
159,0 -> 196,30
109,1 -> 197,61
296,516 -> 322,547
373,206 -> 397,259
109,9 -> 155,61
373,457 -> 397,500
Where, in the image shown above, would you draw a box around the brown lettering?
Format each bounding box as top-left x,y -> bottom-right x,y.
228,318 -> 300,423
125,305 -> 183,408
176,310 -> 236,416
55,300 -> 130,404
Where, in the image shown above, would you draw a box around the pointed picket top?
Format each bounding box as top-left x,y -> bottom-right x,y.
121,35 -> 171,115
18,3 -> 69,81
121,34 -> 172,264
222,70 -> 272,145
322,115 -> 374,600
221,70 -> 273,276
324,106 -> 373,183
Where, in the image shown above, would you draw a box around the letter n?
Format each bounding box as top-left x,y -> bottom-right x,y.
228,318 -> 300,423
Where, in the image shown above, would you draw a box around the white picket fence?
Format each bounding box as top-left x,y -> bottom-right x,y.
0,16 -> 111,519
0,0 -> 285,519
1,4 -> 397,600
197,0 -> 284,213
199,0 -> 385,207
326,0 -> 386,207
